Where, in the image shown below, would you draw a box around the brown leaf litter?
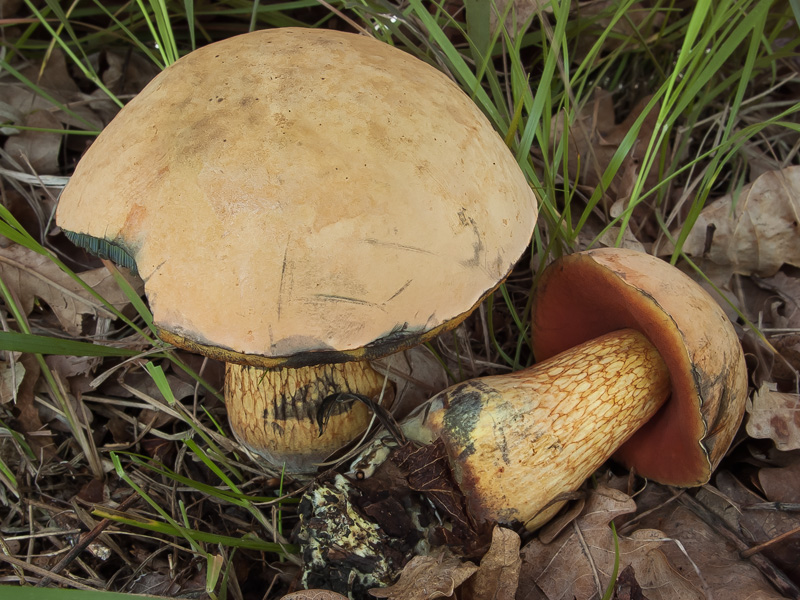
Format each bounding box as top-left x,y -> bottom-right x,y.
660,166 -> 800,278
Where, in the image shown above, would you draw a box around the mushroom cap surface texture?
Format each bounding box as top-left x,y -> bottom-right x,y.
531,248 -> 748,486
56,28 -> 537,367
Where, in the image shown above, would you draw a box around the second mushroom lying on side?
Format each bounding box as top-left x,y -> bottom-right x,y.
353,247 -> 748,530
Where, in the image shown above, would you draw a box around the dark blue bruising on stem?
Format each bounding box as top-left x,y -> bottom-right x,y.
439,379 -> 498,461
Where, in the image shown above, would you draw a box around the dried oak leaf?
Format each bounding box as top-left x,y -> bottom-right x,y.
461,526 -> 521,600
667,166 -> 800,277
0,244 -> 132,336
516,486 -> 702,600
746,382 -> 800,451
368,553 -> 478,599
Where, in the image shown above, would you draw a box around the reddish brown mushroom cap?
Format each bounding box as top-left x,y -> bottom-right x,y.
531,248 -> 748,486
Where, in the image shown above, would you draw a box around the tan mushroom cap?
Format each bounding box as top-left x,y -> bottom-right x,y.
531,248 -> 748,486
56,28 -> 537,367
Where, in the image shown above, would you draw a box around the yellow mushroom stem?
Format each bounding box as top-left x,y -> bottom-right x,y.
226,361 -> 391,472
401,328 -> 671,530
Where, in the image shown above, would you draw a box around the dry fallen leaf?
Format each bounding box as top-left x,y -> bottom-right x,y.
490,0 -> 551,37
516,486 -> 703,600
667,166 -> 800,277
98,50 -> 161,97
746,269 -> 800,383
630,484 -> 791,600
461,526 -> 521,600
3,109 -> 63,174
572,1 -> 665,58
709,471 -> 800,585
0,359 -> 25,404
746,382 -> 800,451
549,89 -> 661,203
369,553 -> 478,600
655,505 -> 789,598
0,244 -> 132,337
0,49 -> 104,134
14,353 -> 52,456
759,457 -> 800,503
611,565 -> 645,600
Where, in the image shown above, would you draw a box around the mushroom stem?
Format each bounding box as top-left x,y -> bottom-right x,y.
226,361 -> 391,472
401,328 -> 671,529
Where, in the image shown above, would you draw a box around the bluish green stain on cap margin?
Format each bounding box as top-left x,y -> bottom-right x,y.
63,230 -> 138,276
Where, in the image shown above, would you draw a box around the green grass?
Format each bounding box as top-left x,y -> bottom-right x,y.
1,0 -> 798,597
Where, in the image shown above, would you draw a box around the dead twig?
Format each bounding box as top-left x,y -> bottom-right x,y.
740,524 -> 800,559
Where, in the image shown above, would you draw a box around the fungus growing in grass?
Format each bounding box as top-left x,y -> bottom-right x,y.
56,28 -> 538,472
396,248 -> 748,529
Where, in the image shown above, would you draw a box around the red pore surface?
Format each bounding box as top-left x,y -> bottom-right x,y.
531,248 -> 747,486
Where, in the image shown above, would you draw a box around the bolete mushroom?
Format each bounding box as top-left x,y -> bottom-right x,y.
56,28 -> 538,472
393,248 -> 747,529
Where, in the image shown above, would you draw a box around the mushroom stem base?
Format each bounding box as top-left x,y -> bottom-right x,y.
402,328 -> 671,529
226,361 -> 392,472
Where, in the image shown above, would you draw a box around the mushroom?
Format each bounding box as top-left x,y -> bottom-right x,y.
392,248 -> 748,529
55,28 -> 538,472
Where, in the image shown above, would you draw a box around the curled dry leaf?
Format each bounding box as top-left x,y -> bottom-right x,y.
667,166 -> 800,277
0,244 -> 132,337
461,526 -> 521,600
83,50 -> 161,125
746,382 -> 800,451
0,360 -> 25,404
368,553 -> 478,600
281,591 -> 349,600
